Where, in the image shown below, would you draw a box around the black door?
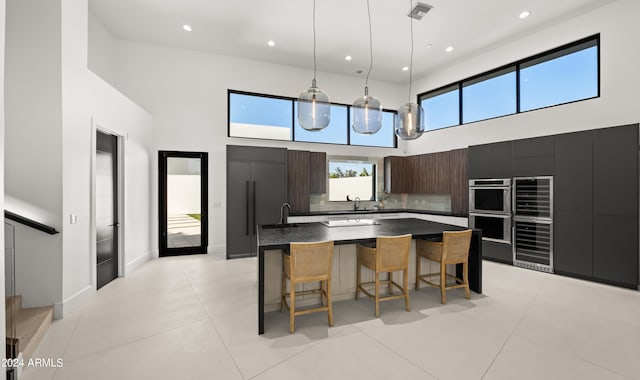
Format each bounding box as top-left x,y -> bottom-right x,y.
159,151 -> 208,256
96,131 -> 119,289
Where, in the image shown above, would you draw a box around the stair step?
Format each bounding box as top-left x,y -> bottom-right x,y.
5,302 -> 54,360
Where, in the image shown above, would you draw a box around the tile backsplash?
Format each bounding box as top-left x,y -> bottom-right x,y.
310,192 -> 452,212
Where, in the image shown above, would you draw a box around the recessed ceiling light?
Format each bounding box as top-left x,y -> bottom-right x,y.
182,24 -> 192,32
267,40 -> 275,47
446,46 -> 454,53
345,55 -> 352,61
426,44 -> 433,48
402,66 -> 409,71
519,11 -> 531,19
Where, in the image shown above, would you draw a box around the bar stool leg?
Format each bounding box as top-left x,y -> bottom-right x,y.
355,258 -> 361,300
415,254 -> 421,290
464,262 -> 470,299
327,279 -> 334,326
289,284 -> 296,333
281,269 -> 286,312
374,272 -> 380,317
403,268 -> 411,311
440,262 -> 447,304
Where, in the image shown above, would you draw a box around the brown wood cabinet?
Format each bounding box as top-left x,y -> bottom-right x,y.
385,148 -> 468,213
384,156 -> 413,193
449,148 -> 468,214
309,152 -> 327,194
417,152 -> 450,194
287,150 -> 310,213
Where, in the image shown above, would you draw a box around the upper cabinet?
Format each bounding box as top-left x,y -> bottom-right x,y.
384,156 -> 412,194
309,152 -> 327,194
384,149 -> 469,214
468,141 -> 512,179
287,150 -> 327,213
449,149 -> 469,214
512,136 -> 554,176
417,152 -> 450,194
287,150 -> 310,213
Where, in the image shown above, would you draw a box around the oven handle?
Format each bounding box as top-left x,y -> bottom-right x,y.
469,212 -> 511,219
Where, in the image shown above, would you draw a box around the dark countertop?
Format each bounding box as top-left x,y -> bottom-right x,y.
257,218 -> 474,250
289,208 -> 468,218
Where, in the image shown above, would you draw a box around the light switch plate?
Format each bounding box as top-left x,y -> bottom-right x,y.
70,214 -> 78,224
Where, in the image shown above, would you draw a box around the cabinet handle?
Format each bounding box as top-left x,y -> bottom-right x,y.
253,181 -> 257,235
245,181 -> 250,236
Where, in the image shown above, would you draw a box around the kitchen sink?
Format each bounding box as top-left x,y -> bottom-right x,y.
321,219 -> 380,227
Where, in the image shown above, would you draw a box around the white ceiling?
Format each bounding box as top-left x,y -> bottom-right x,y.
89,0 -> 615,84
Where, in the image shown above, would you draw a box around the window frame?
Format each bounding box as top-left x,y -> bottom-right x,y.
227,89 -> 398,148
417,34 -> 600,131
327,159 -> 378,202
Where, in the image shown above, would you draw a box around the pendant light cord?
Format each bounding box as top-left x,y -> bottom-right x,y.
408,0 -> 414,103
312,0 -> 317,86
365,0 -> 373,93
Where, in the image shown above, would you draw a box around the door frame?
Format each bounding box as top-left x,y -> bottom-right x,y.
158,150 -> 209,256
90,120 -> 125,290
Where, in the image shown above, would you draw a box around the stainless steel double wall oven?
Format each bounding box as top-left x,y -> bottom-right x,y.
468,178 -> 512,244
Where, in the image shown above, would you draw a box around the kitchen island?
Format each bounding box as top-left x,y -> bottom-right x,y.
256,218 -> 482,334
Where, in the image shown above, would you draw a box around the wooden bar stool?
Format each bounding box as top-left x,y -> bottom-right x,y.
415,229 -> 472,304
281,240 -> 334,333
356,234 -> 412,317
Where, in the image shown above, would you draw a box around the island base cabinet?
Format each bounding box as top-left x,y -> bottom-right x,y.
263,242 -> 455,311
593,214 -> 639,288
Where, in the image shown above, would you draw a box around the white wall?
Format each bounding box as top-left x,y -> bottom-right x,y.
406,0 -> 640,155
112,41 -> 406,255
87,10 -> 116,87
4,0 -> 153,318
167,175 -> 201,214
61,0 -> 153,314
1,0 -> 7,363
5,0 -> 64,312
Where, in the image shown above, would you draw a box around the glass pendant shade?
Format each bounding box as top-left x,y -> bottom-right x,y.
298,81 -> 331,131
352,92 -> 383,135
395,102 -> 425,140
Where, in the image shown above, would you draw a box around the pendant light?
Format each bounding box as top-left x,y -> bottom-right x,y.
352,0 -> 382,135
298,0 -> 331,131
395,0 -> 425,140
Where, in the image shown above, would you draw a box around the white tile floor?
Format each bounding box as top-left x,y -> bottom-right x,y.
21,254 -> 640,380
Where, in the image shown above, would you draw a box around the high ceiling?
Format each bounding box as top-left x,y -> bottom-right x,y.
89,0 -> 616,84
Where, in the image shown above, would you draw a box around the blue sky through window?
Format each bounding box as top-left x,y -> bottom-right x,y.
422,88 -> 460,131
520,46 -> 598,111
463,70 -> 516,123
229,93 -> 292,130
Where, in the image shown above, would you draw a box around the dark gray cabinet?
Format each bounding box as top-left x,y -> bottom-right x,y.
469,124 -> 639,289
554,131 -> 592,214
553,131 -> 593,278
591,125 -> 638,287
554,212 -> 593,277
593,214 -> 638,287
512,136 -> 554,176
593,125 -> 638,217
468,141 -> 511,179
227,146 -> 287,259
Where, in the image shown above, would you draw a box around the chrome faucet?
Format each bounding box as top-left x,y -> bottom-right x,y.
354,197 -> 361,211
280,203 -> 291,225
